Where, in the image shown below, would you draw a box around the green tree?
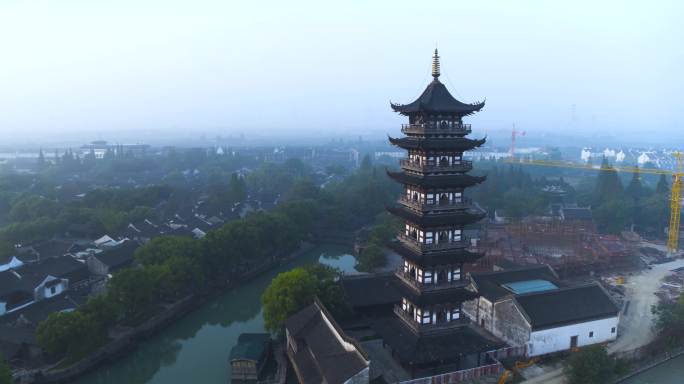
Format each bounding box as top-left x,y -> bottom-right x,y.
261,268 -> 318,333
652,294 -> 684,347
227,172 -> 247,203
625,167 -> 644,201
107,268 -> 158,322
135,236 -> 200,266
356,243 -> 385,272
593,158 -> 623,206
656,174 -> 670,195
0,355 -> 11,384
564,345 -> 615,384
0,241 -> 13,261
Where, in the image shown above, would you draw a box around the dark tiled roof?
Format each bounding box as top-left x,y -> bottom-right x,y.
470,266 -> 559,302
30,240 -> 74,260
389,136 -> 486,151
95,241 -> 139,270
390,80 -> 485,116
387,205 -> 485,227
19,256 -> 89,285
2,294 -> 83,326
285,300 -> 369,384
515,284 -> 620,330
387,171 -> 486,189
0,271 -> 23,298
373,316 -> 503,366
341,274 -> 402,309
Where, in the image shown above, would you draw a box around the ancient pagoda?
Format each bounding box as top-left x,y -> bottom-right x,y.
338,50 -> 500,377
382,49 -> 493,373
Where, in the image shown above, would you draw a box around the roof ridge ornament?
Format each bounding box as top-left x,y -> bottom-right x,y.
432,48 -> 440,79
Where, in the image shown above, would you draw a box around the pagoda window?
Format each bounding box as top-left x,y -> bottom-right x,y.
402,298 -> 408,311
438,231 -> 448,243
451,268 -> 461,281
422,310 -> 432,324
439,156 -> 449,167
410,266 -> 417,280
451,308 -> 461,321
453,192 -> 462,203
412,191 -> 419,201
424,270 -> 433,284
415,309 -> 422,323
452,229 -> 462,241
425,232 -> 434,244
453,154 -> 463,164
417,269 -> 424,283
426,194 -> 435,205
403,260 -> 409,273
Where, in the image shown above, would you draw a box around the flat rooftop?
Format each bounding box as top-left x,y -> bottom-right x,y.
503,279 -> 558,294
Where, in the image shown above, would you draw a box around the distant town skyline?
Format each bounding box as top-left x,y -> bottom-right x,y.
1,0 -> 682,144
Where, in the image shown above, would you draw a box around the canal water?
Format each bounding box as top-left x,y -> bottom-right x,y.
621,354 -> 684,384
74,244 -> 358,384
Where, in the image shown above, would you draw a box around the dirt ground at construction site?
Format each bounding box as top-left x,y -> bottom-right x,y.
520,248 -> 684,384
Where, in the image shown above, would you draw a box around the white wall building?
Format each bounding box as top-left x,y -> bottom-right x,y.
466,267 -> 620,357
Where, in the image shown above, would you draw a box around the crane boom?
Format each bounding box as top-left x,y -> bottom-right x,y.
509,153 -> 683,253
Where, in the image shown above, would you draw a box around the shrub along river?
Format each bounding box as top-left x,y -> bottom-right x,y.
73,244 -> 357,384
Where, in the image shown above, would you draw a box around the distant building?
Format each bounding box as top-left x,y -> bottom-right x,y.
285,299 -> 369,384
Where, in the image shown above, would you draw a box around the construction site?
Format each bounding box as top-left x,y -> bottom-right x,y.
475,218 -> 642,278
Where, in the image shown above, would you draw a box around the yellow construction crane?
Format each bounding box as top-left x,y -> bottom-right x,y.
509,152 -> 683,254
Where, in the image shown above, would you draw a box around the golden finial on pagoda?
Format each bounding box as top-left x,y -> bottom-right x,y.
432,48 -> 440,79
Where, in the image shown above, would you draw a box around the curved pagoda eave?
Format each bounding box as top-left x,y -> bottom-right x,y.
390,79 -> 485,117
397,283 -> 479,306
387,205 -> 486,227
387,170 -> 486,189
389,136 -> 486,151
388,240 -> 483,266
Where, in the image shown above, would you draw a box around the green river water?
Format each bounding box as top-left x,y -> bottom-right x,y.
73,244 -> 357,384
620,354 -> 684,384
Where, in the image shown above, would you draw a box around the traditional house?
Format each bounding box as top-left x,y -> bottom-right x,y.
229,333 -> 271,383
285,300 -> 370,384
0,256 -> 89,316
87,240 -> 139,276
466,267 -> 620,356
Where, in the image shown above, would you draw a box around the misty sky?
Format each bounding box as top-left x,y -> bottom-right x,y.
1,0 -> 682,144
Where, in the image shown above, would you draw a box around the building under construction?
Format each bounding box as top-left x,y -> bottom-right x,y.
473,213 -> 638,277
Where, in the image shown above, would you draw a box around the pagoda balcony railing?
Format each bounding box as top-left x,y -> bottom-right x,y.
393,305 -> 469,335
397,233 -> 470,252
395,269 -> 468,292
398,196 -> 472,212
401,123 -> 472,135
399,159 -> 473,173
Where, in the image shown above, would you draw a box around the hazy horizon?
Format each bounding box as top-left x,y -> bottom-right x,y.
1,0 -> 682,145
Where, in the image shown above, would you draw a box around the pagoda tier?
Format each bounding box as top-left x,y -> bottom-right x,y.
389,136 -> 486,151
388,241 -> 482,266
387,171 -> 486,189
387,205 -> 485,228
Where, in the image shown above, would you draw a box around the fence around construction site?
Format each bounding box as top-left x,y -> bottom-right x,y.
398,345 -> 527,384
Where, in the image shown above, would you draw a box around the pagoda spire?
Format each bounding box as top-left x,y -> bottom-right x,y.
432,48 -> 440,79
